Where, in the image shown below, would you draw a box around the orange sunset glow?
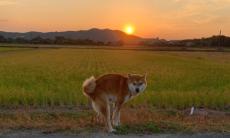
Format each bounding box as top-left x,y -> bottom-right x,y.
1,0 -> 230,39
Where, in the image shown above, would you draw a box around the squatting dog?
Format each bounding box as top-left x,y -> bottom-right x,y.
82,73 -> 147,132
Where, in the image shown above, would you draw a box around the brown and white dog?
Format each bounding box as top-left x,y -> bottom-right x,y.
82,73 -> 147,132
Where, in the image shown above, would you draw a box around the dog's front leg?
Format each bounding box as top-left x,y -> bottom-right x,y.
113,102 -> 122,127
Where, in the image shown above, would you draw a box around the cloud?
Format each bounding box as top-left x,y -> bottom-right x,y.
0,0 -> 17,6
167,0 -> 230,25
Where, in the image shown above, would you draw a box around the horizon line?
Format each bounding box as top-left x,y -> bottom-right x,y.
0,28 -> 227,41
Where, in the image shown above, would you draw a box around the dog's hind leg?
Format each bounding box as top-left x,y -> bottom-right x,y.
92,101 -> 102,124
93,100 -> 115,132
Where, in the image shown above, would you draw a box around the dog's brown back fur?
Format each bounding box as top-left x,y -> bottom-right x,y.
87,74 -> 129,102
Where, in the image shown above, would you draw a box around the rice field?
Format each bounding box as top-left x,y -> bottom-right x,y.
0,46 -> 229,110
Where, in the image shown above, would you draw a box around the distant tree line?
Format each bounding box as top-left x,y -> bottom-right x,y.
1,34 -> 230,47
140,35 -> 230,47
0,35 -> 124,46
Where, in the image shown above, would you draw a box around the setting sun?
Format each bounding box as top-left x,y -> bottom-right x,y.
124,25 -> 135,35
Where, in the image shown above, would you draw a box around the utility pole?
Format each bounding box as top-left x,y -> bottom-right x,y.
218,29 -> 222,51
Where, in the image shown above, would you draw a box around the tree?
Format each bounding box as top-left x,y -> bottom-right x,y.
54,36 -> 67,44
0,35 -> 6,42
31,36 -> 45,44
15,37 -> 28,43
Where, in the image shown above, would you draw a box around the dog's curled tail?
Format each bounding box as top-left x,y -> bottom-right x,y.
82,76 -> 96,95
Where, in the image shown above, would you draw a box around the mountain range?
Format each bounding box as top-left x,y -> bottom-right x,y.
0,28 -> 142,44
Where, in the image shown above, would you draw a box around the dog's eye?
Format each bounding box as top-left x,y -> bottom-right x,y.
133,82 -> 137,85
139,83 -> 143,85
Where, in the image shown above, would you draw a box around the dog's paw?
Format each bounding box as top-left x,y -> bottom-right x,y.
108,128 -> 116,133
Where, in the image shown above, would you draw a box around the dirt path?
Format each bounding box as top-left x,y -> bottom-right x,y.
0,131 -> 229,138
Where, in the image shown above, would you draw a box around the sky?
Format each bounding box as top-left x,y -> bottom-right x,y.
0,0 -> 230,39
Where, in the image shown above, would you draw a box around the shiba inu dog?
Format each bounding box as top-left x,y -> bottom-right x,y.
82,73 -> 147,132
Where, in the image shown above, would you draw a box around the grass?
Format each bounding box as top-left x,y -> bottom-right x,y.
0,47 -> 30,52
115,123 -> 161,134
115,121 -> 187,134
0,47 -> 229,110
0,108 -> 228,133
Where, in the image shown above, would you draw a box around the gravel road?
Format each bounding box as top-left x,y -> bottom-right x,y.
0,131 -> 229,138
